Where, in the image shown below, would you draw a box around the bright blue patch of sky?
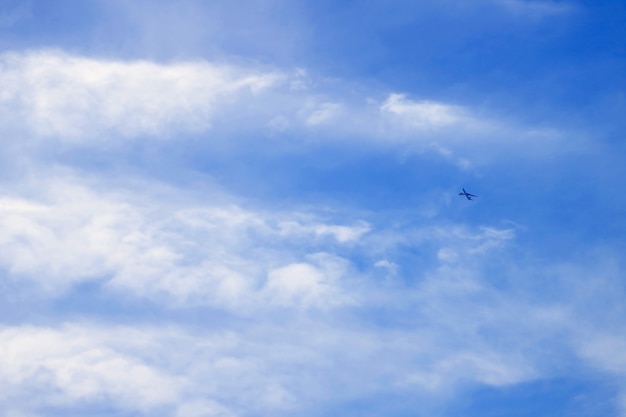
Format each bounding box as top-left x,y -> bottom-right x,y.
451,377 -> 620,417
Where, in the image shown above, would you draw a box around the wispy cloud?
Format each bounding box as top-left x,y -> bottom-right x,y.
0,50 -> 566,169
380,93 -> 478,130
2,166 -> 625,415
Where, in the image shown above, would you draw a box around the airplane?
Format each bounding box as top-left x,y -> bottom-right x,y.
459,188 -> 478,200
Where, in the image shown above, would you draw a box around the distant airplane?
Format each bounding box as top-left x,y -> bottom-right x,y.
459,188 -> 478,200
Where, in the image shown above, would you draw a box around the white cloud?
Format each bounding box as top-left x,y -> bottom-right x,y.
373,92 -> 559,163
367,223 -> 517,264
0,170 -> 523,312
1,200 -> 623,415
278,219 -> 371,243
374,259 -> 398,276
264,253 -> 352,308
0,323 -> 303,415
0,310 -> 546,417
0,173 -> 364,309
0,50 -> 280,141
0,2 -> 616,415
380,93 -> 473,129
0,49 -> 564,166
304,102 -> 344,126
404,351 -> 536,391
0,325 -> 181,411
437,248 -> 459,263
577,335 -> 626,374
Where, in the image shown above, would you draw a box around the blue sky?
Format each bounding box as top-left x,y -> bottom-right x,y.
0,1 -> 625,416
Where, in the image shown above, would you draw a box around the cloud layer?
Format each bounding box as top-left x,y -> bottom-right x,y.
0,49 -> 566,167
1,2 -> 624,414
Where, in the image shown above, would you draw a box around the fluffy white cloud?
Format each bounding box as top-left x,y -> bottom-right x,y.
0,325 -> 181,411
0,173 -> 368,309
264,253 -> 353,308
0,50 -> 280,141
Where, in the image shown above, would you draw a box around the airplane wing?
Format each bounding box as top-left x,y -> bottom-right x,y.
459,189 -> 478,199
